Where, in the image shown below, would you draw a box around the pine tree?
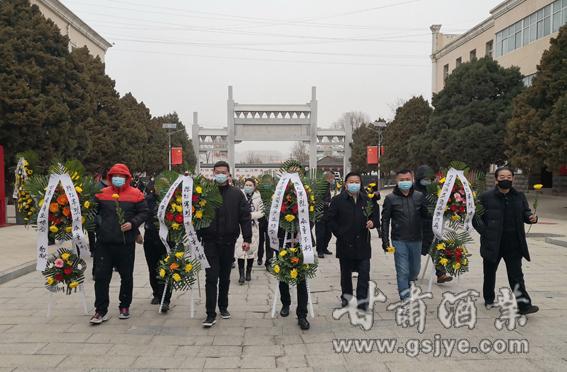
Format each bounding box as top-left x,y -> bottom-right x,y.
506,25 -> 567,172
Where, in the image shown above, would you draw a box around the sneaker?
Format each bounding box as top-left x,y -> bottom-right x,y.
151,297 -> 160,305
280,305 -> 290,317
89,312 -> 109,324
203,315 -> 216,328
220,308 -> 231,319
298,317 -> 310,330
518,305 -> 539,315
118,307 -> 130,319
437,274 -> 453,284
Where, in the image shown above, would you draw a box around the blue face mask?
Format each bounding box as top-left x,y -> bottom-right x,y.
398,181 -> 413,191
244,186 -> 254,195
112,176 -> 126,188
346,183 -> 361,193
214,174 -> 228,184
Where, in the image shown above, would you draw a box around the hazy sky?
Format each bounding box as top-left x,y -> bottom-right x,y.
61,0 -> 502,154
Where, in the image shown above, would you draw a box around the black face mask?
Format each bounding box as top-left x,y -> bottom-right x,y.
497,180 -> 513,190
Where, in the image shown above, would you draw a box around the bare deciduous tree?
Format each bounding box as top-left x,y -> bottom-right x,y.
290,141 -> 309,165
331,111 -> 370,130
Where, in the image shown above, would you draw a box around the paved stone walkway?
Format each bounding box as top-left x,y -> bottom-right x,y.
0,195 -> 566,371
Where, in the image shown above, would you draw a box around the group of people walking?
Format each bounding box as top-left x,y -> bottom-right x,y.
88,161 -> 540,328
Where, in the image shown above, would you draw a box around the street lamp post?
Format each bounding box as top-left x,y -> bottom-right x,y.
162,123 -> 185,171
372,120 -> 387,190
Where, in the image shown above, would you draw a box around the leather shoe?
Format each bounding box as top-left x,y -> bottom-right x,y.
280,306 -> 290,317
298,317 -> 310,330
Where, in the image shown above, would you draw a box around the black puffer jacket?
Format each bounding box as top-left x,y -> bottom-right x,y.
473,187 -> 535,263
200,184 -> 252,244
414,165 -> 435,255
327,191 -> 380,259
381,187 -> 429,249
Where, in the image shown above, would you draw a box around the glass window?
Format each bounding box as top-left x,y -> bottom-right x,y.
544,5 -> 551,17
538,9 -> 544,21
537,20 -> 544,38
530,21 -> 537,41
486,40 -> 493,58
456,57 -> 462,66
443,64 -> 449,80
515,32 -> 522,49
553,12 -> 561,32
470,49 -> 477,60
515,21 -> 523,32
523,24 -> 530,45
544,16 -> 551,35
553,0 -> 561,12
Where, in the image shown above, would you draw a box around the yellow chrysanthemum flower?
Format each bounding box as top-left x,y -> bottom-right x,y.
289,247 -> 297,253
453,262 -> 461,270
46,277 -> 55,285
171,223 -> 180,230
439,177 -> 446,184
69,281 -> 79,289
176,205 -> 183,213
75,186 -> 83,193
279,250 -> 287,257
195,210 -> 203,219
159,269 -> 166,278
195,186 -> 202,194
451,215 -> 461,222
83,201 -> 90,209
386,246 -> 396,254
112,193 -> 119,199
185,264 -> 193,272
49,225 -> 59,233
436,243 -> 446,251
61,253 -> 71,260
172,273 -> 182,282
199,199 -> 207,207
284,214 -> 295,222
175,252 -> 184,259
273,264 -> 280,273
176,196 -> 182,203
309,206 -> 314,212
65,226 -> 72,233
533,184 -> 543,190
439,258 -> 449,266
290,269 -> 298,279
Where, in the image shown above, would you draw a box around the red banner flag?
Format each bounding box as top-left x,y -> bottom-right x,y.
171,147 -> 183,165
367,146 -> 378,165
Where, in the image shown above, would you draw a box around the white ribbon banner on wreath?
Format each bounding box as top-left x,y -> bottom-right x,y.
13,157 -> 27,199
432,168 -> 476,240
267,173 -> 314,264
157,175 -> 209,268
36,173 -> 88,271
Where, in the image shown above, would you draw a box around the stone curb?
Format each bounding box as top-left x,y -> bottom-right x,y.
0,260 -> 36,285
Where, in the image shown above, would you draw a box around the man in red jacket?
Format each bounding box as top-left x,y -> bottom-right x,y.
90,163 -> 148,324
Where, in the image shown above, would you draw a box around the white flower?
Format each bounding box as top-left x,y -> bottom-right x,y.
77,264 -> 83,270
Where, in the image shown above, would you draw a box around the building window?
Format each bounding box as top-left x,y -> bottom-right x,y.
523,74 -> 536,87
485,40 -> 494,58
495,1 -> 566,58
443,64 -> 449,80
456,57 -> 462,66
470,49 -> 477,61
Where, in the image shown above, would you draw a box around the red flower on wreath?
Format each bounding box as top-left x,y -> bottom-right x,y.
63,267 -> 73,275
174,214 -> 184,223
291,204 -> 298,214
192,194 -> 199,202
165,212 -> 174,221
54,273 -> 64,281
281,204 -> 288,213
450,205 -> 458,212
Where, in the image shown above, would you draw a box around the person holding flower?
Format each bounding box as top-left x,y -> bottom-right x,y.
474,166 -> 539,315
199,161 -> 252,328
327,171 -> 380,310
90,163 -> 148,324
381,169 -> 430,301
234,178 -> 265,284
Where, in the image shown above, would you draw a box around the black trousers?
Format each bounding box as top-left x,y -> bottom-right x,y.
204,239 -> 236,317
339,258 -> 370,307
279,279 -> 308,318
143,229 -> 172,304
315,217 -> 332,254
483,235 -> 532,310
257,219 -> 271,261
94,242 -> 136,314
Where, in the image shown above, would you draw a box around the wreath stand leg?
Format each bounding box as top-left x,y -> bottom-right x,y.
159,281 -> 169,314
427,261 -> 436,293
79,283 -> 89,315
420,256 -> 430,281
305,279 -> 315,318
270,280 -> 279,318
196,273 -> 202,299
190,287 -> 195,318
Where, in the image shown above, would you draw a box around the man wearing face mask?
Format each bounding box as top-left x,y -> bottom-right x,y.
381,169 -> 429,301
328,172 -> 380,310
414,165 -> 452,284
474,167 -> 539,315
199,161 -> 252,328
90,163 -> 148,324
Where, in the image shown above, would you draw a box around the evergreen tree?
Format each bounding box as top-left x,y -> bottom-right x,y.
506,25 -> 567,172
349,123 -> 379,174
422,57 -> 524,171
